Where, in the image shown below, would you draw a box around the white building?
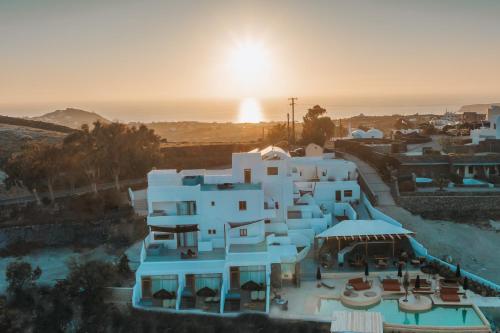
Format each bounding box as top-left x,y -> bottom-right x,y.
132,146 -> 359,314
350,128 -> 384,139
470,106 -> 500,144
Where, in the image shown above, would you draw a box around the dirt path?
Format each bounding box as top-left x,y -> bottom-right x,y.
341,151 -> 500,284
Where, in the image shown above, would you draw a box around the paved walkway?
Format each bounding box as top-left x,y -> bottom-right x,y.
340,152 -> 395,206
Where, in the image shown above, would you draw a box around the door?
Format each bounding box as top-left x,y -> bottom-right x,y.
335,190 -> 342,202
141,277 -> 152,299
185,274 -> 195,291
244,169 -> 252,183
177,230 -> 198,248
230,267 -> 240,289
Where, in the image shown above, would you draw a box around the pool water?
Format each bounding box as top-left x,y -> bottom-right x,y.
462,178 -> 486,185
415,177 -> 433,183
318,299 -> 484,327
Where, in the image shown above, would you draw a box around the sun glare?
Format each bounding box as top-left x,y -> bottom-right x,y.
228,39 -> 270,86
238,98 -> 263,123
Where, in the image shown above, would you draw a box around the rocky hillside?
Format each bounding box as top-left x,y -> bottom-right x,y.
32,108 -> 110,129
0,116 -> 71,168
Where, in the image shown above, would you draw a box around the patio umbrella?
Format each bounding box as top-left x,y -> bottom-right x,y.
462,309 -> 468,324
455,264 -> 461,279
316,266 -> 322,281
196,287 -> 216,297
364,262 -> 369,282
415,275 -> 421,289
463,277 -> 469,298
153,289 -> 174,300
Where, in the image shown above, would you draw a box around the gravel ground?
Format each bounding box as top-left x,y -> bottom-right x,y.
0,245 -> 120,293
380,205 -> 500,285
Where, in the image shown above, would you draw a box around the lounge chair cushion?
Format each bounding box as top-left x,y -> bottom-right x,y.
441,293 -> 460,302
382,281 -> 401,291
441,287 -> 459,294
351,282 -> 370,291
348,277 -> 364,285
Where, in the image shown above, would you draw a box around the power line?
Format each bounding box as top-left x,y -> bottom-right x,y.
288,97 -> 298,144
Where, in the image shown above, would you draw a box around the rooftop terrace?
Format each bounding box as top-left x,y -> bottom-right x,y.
200,183 -> 262,191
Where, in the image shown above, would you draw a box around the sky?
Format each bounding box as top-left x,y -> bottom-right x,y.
1,0 -> 500,121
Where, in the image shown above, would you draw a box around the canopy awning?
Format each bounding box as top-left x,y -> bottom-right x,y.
316,219 -> 414,241
228,220 -> 262,229
150,225 -> 199,233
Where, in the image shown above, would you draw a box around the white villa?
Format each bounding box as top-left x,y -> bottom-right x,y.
470,105 -> 500,144
132,146 -> 360,314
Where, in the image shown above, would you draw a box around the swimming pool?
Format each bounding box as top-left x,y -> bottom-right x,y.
317,299 -> 485,327
462,178 -> 489,186
415,177 -> 433,184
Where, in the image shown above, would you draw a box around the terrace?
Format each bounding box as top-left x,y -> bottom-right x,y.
145,244 -> 226,262
180,273 -> 223,313
225,265 -> 268,313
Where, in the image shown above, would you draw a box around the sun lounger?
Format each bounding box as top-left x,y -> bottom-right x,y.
162,299 -> 176,308
440,293 -> 460,302
382,279 -> 401,292
347,277 -> 371,291
441,287 -> 459,294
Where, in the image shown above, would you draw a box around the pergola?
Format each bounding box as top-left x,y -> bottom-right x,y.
316,220 -> 415,263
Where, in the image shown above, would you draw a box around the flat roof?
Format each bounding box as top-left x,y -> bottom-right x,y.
200,183 -> 261,191
316,219 -> 413,239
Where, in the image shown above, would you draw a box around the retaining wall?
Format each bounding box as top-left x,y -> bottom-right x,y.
398,194 -> 500,220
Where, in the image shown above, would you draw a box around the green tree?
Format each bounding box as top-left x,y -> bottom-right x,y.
6,262 -> 41,293
5,143 -> 63,204
301,105 -> 334,146
266,123 -> 288,145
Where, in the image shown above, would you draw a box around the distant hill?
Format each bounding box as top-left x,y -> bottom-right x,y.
458,103 -> 500,114
0,115 -> 75,134
32,108 -> 110,129
0,122 -> 67,168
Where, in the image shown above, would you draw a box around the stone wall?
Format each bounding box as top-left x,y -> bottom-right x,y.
398,193 -> 500,220
0,216 -> 146,250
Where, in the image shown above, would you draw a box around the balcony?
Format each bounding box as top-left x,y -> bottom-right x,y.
147,212 -> 200,226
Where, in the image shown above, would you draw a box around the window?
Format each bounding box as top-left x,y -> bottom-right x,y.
335,190 -> 341,201
240,228 -> 247,237
239,201 -> 247,210
244,169 -> 252,183
208,229 -> 216,235
344,190 -> 353,198
211,201 -> 215,206
264,219 -> 271,224
275,201 -> 279,209
468,166 -> 474,174
267,167 -> 279,176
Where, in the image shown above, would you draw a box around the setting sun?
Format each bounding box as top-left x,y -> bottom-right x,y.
228,39 -> 271,87
238,97 -> 263,123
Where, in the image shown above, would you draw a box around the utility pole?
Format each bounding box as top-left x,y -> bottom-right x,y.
288,97 -> 298,145
287,113 -> 290,146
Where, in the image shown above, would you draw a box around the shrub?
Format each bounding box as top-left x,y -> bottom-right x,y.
448,173 -> 463,185
399,180 -> 415,192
